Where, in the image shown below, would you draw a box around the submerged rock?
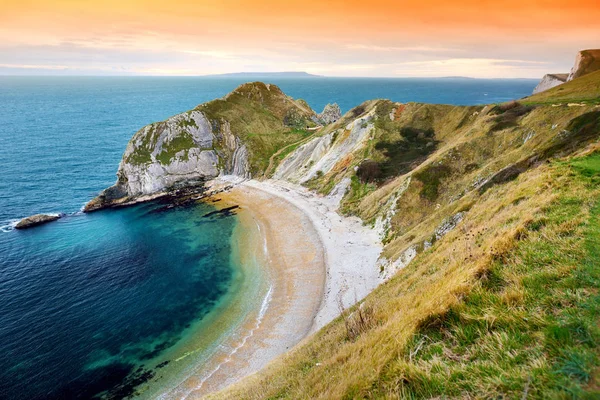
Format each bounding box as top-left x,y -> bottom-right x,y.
15,214 -> 61,229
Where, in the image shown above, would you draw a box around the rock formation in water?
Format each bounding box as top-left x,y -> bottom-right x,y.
15,214 -> 62,229
85,82 -> 317,211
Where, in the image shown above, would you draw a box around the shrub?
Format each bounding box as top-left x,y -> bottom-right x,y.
356,160 -> 382,183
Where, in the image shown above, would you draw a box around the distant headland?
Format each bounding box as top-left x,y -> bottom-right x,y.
203,71 -> 322,78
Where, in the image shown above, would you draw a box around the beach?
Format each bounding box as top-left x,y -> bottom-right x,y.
159,178 -> 383,398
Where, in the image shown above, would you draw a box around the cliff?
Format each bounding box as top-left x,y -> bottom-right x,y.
85,82 -> 317,211
567,49 -> 600,81
532,73 -> 568,94
533,49 -> 600,94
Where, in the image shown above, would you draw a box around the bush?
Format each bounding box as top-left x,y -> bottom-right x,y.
356,160 -> 382,183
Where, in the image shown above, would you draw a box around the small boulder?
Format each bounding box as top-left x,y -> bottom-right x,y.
15,214 -> 62,230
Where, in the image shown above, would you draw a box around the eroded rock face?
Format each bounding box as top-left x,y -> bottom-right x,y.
532,74 -> 568,94
567,49 -> 600,81
118,111 -> 218,196
275,108 -> 375,183
317,103 -> 342,125
85,109 -> 250,211
15,214 -> 61,229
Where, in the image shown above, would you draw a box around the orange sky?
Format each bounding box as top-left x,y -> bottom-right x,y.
1,0 -> 599,77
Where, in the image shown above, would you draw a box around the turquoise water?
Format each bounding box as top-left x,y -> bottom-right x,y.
0,76 -> 537,399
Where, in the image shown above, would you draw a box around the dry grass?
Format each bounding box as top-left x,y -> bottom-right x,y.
205,79 -> 600,398
208,158 -> 580,399
523,70 -> 600,105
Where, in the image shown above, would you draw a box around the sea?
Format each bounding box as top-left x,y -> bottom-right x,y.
0,76 -> 537,399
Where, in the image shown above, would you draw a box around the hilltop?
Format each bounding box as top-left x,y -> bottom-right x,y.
532,49 -> 600,95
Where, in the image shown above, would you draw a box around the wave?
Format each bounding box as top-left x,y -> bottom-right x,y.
181,284 -> 274,399
0,219 -> 19,233
0,211 -> 77,233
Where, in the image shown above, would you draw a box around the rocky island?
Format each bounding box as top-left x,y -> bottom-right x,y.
14,213 -> 62,229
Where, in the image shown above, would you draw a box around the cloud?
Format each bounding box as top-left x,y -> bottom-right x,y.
392,58 -> 551,78
345,44 -> 462,53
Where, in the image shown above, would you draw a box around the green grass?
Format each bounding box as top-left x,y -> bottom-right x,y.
523,70 -> 600,105
413,164 -> 452,202
385,156 -> 600,399
156,132 -> 196,164
338,175 -> 377,215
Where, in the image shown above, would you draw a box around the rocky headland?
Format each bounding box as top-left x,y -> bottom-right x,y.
532,49 -> 600,94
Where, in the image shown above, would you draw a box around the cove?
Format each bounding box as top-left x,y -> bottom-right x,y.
0,199 -> 241,399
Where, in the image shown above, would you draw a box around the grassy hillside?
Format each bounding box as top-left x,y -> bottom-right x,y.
207,72 -> 600,399
523,70 -> 600,105
199,82 -> 318,174
123,82 -> 318,177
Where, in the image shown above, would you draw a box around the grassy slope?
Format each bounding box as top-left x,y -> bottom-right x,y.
523,70 -> 600,105
124,82 -> 317,177
208,75 -> 600,399
211,140 -> 600,400
198,82 -> 318,175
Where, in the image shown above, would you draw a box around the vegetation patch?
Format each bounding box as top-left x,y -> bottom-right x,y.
156,133 -> 196,165
489,101 -> 534,132
392,159 -> 600,399
374,127 -> 438,180
413,163 -> 452,202
339,175 -> 377,215
176,114 -> 198,129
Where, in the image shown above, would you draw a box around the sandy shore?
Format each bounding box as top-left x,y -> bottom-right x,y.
162,177 -> 382,398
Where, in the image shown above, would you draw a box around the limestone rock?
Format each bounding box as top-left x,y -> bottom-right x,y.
317,103 -> 342,125
532,73 -> 568,94
567,49 -> 600,81
85,82 -> 316,211
15,214 -> 61,229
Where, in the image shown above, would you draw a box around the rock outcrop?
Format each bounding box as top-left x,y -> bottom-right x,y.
532,73 -> 568,94
317,103 -> 342,124
15,214 -> 61,229
567,49 -> 600,81
274,103 -> 375,183
85,82 -> 316,211
533,49 -> 600,94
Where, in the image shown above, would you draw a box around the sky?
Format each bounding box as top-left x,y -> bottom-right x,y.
0,0 -> 599,78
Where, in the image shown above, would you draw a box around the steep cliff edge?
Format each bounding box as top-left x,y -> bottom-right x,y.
568,49 -> 600,81
85,82 -> 317,211
532,73 -> 568,94
532,49 -> 600,94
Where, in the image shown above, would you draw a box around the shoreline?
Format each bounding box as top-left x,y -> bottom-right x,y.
159,178 -> 328,399
166,177 -> 383,398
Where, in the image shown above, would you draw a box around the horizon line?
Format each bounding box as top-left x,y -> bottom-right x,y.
0,74 -> 540,80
